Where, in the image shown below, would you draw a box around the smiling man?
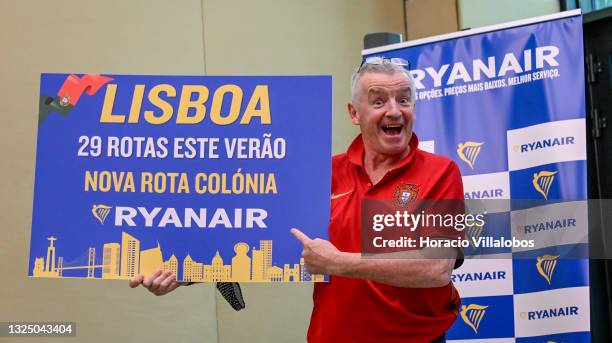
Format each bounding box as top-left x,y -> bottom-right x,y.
291,57 -> 464,343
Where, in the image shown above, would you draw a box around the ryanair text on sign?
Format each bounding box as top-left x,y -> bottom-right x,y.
507,119 -> 586,171
511,201 -> 588,253
514,287 -> 590,337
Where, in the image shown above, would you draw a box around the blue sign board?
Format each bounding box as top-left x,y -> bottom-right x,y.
29,74 -> 331,283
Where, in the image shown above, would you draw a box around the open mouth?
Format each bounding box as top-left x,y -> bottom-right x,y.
381,124 -> 403,136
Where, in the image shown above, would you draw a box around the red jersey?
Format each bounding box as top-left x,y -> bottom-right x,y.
307,133 -> 463,343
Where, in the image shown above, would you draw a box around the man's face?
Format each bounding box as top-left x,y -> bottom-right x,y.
349,71 -> 415,159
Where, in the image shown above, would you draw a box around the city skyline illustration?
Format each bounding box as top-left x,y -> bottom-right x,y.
31,232 -> 324,282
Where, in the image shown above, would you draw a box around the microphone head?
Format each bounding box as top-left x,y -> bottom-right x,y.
216,282 -> 246,311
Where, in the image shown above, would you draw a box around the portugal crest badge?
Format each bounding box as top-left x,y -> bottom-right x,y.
394,183 -> 419,207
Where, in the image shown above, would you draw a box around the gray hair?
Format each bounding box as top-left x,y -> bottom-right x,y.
350,62 -> 416,104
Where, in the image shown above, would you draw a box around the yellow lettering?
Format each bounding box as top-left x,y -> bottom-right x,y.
154,172 -> 167,192
84,170 -> 97,191
127,85 -> 146,123
100,84 -> 125,123
100,83 -> 270,126
167,172 -> 178,193
195,173 -> 207,193
241,85 -> 271,124
99,171 -> 111,192
208,173 -> 220,194
112,172 -> 125,191
141,172 -> 153,192
210,85 -> 242,125
178,173 -> 190,193
265,173 -> 277,194
177,85 -> 209,124
221,173 -> 231,194
123,173 -> 135,192
144,84 -> 176,124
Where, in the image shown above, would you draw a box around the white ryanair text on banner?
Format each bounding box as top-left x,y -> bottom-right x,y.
451,259 -> 513,298
513,286 -> 590,337
506,119 -> 586,171
409,46 -> 560,90
418,140 -> 435,154
511,201 -> 588,253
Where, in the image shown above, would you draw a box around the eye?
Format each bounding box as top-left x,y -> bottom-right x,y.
373,99 -> 384,107
399,97 -> 411,105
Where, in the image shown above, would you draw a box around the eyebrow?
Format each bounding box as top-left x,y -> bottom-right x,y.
367,86 -> 411,97
368,88 -> 386,97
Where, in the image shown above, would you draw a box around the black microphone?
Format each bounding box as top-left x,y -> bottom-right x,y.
216,282 -> 246,311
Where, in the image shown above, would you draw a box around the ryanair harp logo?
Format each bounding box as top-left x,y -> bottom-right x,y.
460,304 -> 488,333
532,171 -> 557,200
466,223 -> 484,246
92,204 -> 112,224
536,255 -> 559,285
457,141 -> 484,169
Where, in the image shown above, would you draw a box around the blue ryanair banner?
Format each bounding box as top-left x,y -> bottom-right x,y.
365,10 -> 589,342
29,75 -> 331,283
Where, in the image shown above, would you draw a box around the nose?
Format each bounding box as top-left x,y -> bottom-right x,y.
385,99 -> 402,119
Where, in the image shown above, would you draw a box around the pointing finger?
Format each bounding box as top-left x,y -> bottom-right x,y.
291,228 -> 312,245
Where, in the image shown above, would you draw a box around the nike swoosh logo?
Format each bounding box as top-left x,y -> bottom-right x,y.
331,190 -> 353,200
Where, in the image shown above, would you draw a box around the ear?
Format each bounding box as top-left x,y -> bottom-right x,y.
348,102 -> 359,125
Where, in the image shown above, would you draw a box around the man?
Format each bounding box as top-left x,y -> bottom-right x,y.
290,58 -> 464,343
130,58 -> 463,343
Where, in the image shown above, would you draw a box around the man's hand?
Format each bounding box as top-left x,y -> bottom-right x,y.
291,228 -> 344,275
129,269 -> 182,296
291,228 -> 455,287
